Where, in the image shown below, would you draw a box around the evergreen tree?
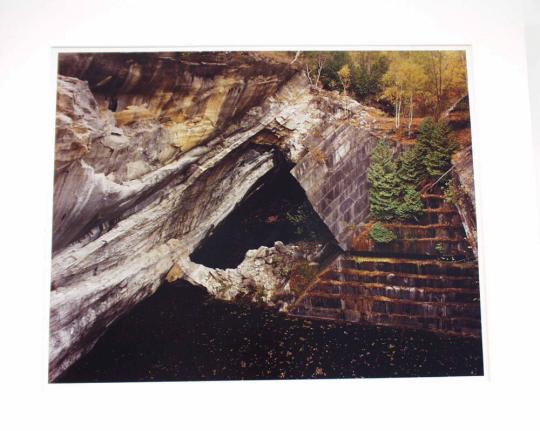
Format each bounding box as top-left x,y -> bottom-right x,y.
416,117 -> 436,159
397,145 -> 426,186
396,185 -> 424,221
424,121 -> 458,178
416,117 -> 459,179
367,140 -> 401,220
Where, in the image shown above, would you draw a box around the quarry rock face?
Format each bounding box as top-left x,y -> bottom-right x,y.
49,52 -> 384,381
452,147 -> 478,258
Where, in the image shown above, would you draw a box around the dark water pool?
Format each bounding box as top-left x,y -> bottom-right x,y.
58,281 -> 484,382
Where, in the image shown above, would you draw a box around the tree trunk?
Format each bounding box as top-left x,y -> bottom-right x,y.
315,59 -> 323,87
290,51 -> 301,65
338,74 -> 348,96
305,64 -> 313,85
395,97 -> 402,129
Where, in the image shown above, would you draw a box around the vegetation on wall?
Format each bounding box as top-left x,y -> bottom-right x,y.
443,180 -> 460,205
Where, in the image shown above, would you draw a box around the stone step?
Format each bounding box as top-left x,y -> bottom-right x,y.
422,196 -> 455,210
360,237 -> 473,257
376,223 -> 467,240
298,293 -> 481,319
291,304 -> 482,336
421,194 -> 446,199
421,211 -> 462,225
356,312 -> 482,336
423,207 -> 457,214
291,305 -> 343,321
312,280 -> 480,303
342,256 -> 478,277
290,305 -> 481,335
320,268 -> 479,289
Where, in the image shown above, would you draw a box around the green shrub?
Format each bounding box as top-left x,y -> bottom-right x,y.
369,222 -> 397,243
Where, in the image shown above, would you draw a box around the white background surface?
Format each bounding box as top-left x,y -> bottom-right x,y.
0,0 -> 539,430
525,0 -> 540,207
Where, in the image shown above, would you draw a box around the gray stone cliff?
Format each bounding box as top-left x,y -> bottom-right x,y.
49,52 -> 385,381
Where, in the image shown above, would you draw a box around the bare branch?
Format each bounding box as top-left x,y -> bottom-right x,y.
290,50 -> 301,65
305,64 -> 313,85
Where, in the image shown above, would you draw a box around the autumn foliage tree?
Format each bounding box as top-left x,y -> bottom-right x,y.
419,51 -> 467,120
337,64 -> 351,96
299,50 -> 468,123
382,52 -> 427,133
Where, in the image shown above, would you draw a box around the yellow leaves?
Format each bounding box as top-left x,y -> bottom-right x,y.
383,56 -> 427,100
380,51 -> 467,116
338,64 -> 352,93
338,64 -> 351,81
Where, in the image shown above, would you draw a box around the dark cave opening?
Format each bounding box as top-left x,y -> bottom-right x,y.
190,150 -> 338,269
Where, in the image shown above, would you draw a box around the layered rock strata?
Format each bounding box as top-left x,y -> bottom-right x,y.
50,52 -> 382,381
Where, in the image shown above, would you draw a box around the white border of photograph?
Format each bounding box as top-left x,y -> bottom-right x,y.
1,0 -> 539,430
48,42 -> 490,380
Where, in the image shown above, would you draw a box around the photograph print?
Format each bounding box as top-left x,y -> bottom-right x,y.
49,50 -> 483,382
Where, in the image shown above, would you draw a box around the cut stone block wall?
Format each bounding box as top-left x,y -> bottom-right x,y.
291,123 -> 380,250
